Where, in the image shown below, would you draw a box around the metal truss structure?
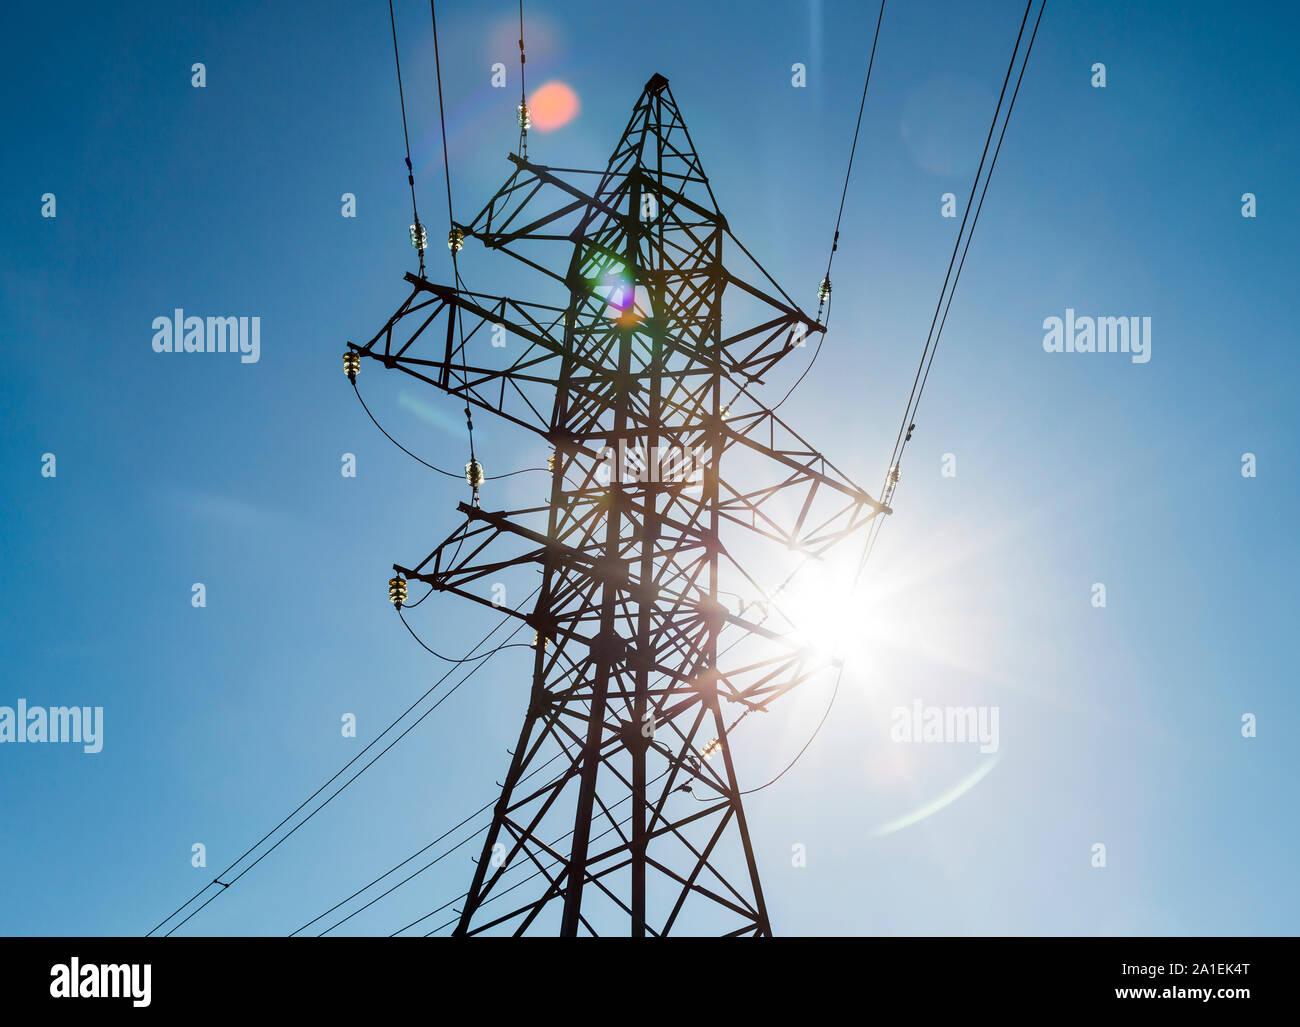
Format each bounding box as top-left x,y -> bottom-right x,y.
351,73 -> 889,937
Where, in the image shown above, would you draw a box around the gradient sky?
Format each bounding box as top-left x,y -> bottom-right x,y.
1,0 -> 1296,936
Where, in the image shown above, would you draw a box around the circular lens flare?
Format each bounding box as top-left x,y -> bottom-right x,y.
529,81 -> 580,132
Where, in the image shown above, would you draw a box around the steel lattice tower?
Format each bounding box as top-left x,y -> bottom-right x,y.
351,74 -> 889,936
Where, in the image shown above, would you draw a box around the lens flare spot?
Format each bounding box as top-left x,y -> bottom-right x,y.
529,81 -> 580,132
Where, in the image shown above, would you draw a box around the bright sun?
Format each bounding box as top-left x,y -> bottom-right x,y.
771,555 -> 876,667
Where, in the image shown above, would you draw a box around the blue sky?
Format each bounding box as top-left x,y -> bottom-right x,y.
1,0 -> 1296,936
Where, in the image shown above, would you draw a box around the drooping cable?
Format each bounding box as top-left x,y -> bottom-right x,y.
400,608 -> 534,663
352,378 -> 546,481
689,662 -> 842,802
741,664 -> 842,795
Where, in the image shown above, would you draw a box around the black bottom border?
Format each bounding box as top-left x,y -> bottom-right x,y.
1,936 -> 1289,1015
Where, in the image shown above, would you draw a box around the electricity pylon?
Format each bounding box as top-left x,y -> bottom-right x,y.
351,73 -> 889,936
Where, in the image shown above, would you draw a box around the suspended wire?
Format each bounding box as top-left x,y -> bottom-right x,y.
354,378 -> 460,478
429,0 -> 481,490
768,290 -> 831,412
324,820 -> 483,935
295,605 -> 578,936
293,802 -> 491,936
147,590 -> 538,936
688,660 -> 843,802
816,0 -> 886,327
708,4 -> 1043,796
428,1 -> 456,235
911,1 -> 1045,449
858,0 -> 1044,581
740,0 -> 882,417
400,608 -> 534,663
740,664 -> 842,795
883,0 -> 1033,486
160,622 -> 526,936
352,378 -> 546,480
387,1 -> 480,502
293,748 -> 568,936
389,0 -> 426,277
322,758 -> 577,936
403,583 -> 436,609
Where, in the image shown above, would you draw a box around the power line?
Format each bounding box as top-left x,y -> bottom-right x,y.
911,0 -> 1046,440
147,592 -> 537,936
353,378 -> 460,479
400,608 -> 534,663
428,0 -> 481,485
295,802 -> 492,936
293,749 -> 568,936
816,0 -> 886,325
690,663 -> 844,801
161,625 -> 524,936
884,0 -> 1039,482
388,0 -> 426,277
858,0 -> 1044,581
742,665 -> 842,795
352,378 -> 546,481
429,0 -> 456,232
766,0 -> 884,416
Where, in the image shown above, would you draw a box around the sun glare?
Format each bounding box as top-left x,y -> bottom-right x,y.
773,557 -> 876,667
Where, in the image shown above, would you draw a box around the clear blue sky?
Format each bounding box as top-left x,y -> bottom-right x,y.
1,0 -> 1296,936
